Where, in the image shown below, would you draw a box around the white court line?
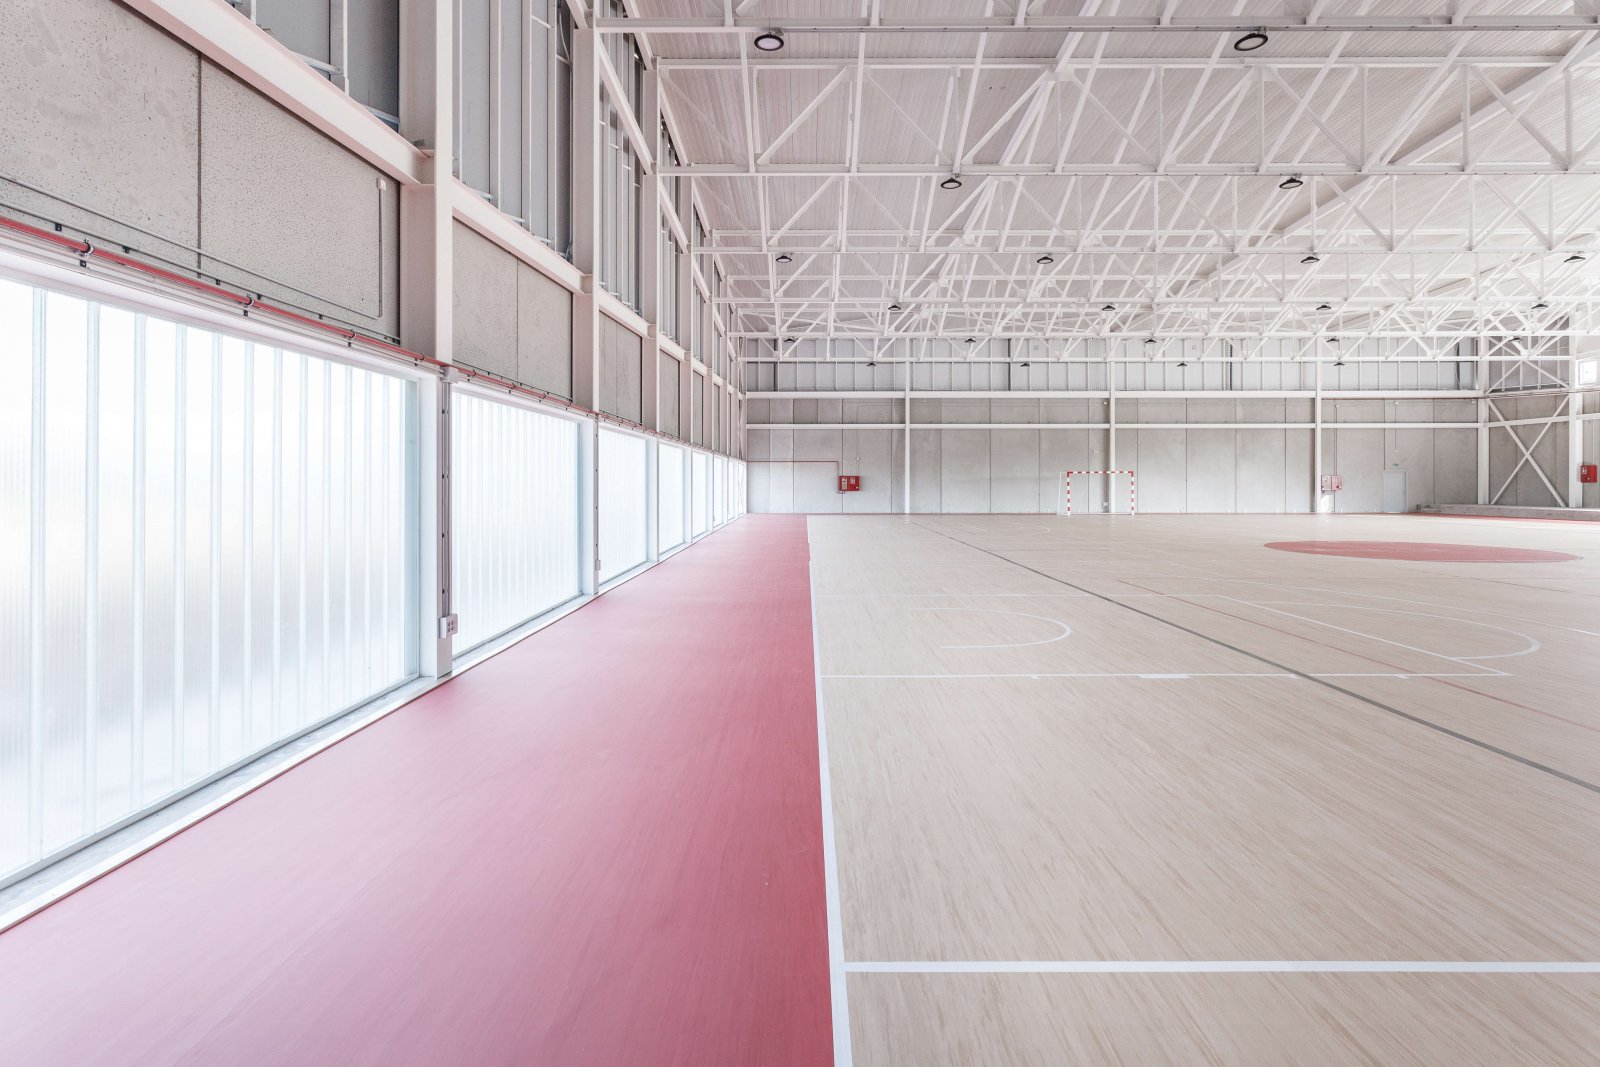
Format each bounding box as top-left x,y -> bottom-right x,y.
846,961 -> 1600,974
912,606 -> 1073,649
808,556 -> 854,1065
1250,602 -> 1542,662
1213,595 -> 1511,677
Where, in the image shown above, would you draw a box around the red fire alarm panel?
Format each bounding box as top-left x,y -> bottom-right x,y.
838,475 -> 861,492
1581,464 -> 1598,484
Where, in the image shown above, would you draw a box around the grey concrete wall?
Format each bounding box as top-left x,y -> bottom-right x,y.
597,314 -> 642,422
452,222 -> 574,396
1,0 -> 399,336
750,397 -> 1477,514
659,354 -> 681,437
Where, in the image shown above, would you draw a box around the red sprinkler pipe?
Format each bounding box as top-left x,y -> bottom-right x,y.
0,214 -> 695,446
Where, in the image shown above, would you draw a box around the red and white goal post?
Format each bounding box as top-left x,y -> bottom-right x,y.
1055,470 -> 1137,516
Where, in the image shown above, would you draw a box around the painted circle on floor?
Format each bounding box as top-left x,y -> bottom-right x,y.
1264,540 -> 1579,563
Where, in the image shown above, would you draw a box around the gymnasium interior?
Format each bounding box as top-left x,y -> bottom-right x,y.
2,1 -> 1599,1063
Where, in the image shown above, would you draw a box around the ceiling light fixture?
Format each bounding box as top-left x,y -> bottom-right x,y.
965,337 -> 977,344
1019,361 -> 1031,368
1317,303 -> 1332,311
940,175 -> 963,190
1036,254 -> 1054,265
1101,304 -> 1116,312
1234,30 -> 1269,52
1334,359 -> 1346,367
1533,301 -> 1550,309
1279,175 -> 1304,190
888,302 -> 902,312
1566,252 -> 1587,263
753,29 -> 785,51
867,360 -> 877,367
774,253 -> 792,264
1144,337 -> 1157,345
1176,361 -> 1188,368
1301,254 -> 1321,265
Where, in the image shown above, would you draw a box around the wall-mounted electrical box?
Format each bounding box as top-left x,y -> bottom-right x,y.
1320,474 -> 1343,492
1581,464 -> 1598,484
838,475 -> 861,492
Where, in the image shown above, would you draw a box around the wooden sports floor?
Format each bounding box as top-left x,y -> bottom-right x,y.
808,512 -> 1600,1065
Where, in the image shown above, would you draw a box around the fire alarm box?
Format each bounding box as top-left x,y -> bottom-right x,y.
1581,464 -> 1598,484
838,475 -> 861,493
1320,474 -> 1343,492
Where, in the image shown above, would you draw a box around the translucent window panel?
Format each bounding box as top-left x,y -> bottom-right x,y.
691,451 -> 710,536
713,455 -> 727,526
597,428 -> 649,582
0,278 -> 416,884
451,392 -> 581,653
657,443 -> 686,553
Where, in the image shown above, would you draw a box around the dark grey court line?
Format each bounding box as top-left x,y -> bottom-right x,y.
910,522 -> 1600,797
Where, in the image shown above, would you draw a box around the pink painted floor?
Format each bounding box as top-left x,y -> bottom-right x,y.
0,515 -> 832,1066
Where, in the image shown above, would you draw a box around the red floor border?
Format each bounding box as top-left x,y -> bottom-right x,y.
0,516 -> 832,1066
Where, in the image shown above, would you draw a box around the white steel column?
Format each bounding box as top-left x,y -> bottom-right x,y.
1106,362 -> 1117,513
902,361 -> 911,513
398,0 -> 454,674
1313,359 -> 1325,513
1476,349 -> 1491,504
1568,352 -> 1585,507
571,22 -> 602,590
571,24 -> 603,414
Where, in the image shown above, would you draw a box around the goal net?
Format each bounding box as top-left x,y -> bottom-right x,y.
1055,470 -> 1137,516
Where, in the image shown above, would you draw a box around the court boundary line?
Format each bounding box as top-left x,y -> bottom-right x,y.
910,523 -> 1600,797
846,961 -> 1600,974
808,552 -> 854,1065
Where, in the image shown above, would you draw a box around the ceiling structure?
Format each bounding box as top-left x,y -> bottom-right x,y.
602,1 -> 1600,353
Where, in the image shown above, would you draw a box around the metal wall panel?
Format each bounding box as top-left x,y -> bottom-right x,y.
0,277 -> 416,883
451,391 -> 581,652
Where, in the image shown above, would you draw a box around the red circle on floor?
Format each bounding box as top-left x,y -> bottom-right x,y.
1265,540 -> 1579,562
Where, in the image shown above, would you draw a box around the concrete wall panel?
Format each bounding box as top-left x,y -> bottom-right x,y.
940,430 -> 991,512
517,264 -> 572,397
1236,429 -> 1287,513
910,429 -> 943,513
0,0 -> 201,266
1186,430 -> 1237,512
598,315 -> 642,423
198,64 -> 398,332
452,224 -> 519,376
990,429 -> 1042,512
842,430 -> 893,513
659,356 -> 680,437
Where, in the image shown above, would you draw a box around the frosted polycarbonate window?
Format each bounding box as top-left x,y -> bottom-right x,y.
451,392 -> 581,653
691,451 -> 710,536
598,428 -> 649,582
658,443 -> 686,553
713,455 -> 727,526
0,278 -> 417,884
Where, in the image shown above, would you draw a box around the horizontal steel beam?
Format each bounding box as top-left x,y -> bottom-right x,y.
599,16 -> 1600,34
659,55 -> 1578,71
745,390 -> 1479,399
749,421 -> 1478,430
663,163 -> 1600,177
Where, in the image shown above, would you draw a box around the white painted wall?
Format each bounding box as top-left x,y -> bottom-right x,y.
749,397 -> 1480,515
